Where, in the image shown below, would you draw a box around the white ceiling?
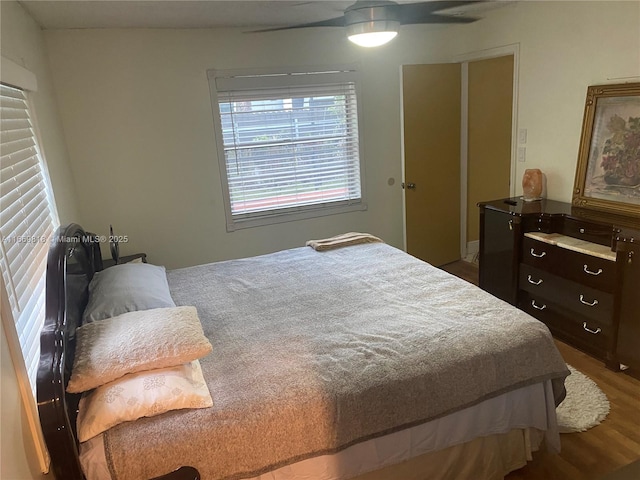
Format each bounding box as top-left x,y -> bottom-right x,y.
19,0 -> 512,30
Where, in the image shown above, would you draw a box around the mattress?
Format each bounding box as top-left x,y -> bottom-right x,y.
80,242 -> 569,479
80,380 -> 558,480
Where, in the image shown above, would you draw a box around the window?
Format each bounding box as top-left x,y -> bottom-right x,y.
209,66 -> 366,231
0,82 -> 58,395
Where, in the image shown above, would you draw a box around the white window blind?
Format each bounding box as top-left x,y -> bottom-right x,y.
0,83 -> 57,395
210,67 -> 365,230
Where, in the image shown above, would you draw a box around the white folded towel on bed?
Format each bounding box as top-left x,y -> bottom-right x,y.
306,232 -> 383,251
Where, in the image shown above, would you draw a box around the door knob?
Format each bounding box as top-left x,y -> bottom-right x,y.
404,183 -> 416,189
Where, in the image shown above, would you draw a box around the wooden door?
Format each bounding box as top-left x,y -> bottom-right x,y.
402,64 -> 461,266
467,55 -> 514,244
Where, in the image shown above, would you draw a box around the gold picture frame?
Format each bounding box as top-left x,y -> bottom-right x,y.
572,82 -> 640,216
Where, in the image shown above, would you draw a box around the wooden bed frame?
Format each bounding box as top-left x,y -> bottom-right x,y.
37,224 -> 562,480
37,224 -> 199,480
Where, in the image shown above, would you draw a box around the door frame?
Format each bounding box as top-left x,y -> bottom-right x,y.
455,43 -> 520,260
400,44 -> 520,257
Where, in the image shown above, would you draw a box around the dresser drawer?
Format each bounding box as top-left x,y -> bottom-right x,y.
521,237 -> 616,293
518,291 -> 611,357
563,217 -> 613,247
519,264 -> 614,324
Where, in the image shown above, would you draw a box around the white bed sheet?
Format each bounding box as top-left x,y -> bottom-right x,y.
80,380 -> 559,480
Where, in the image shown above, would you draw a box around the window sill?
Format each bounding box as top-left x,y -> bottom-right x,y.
226,202 -> 368,232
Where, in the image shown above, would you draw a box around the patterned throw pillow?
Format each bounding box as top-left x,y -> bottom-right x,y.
77,360 -> 212,442
67,306 -> 212,393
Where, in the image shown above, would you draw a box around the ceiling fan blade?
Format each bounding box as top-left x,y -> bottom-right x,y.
398,1 -> 482,24
250,16 -> 345,33
401,13 -> 478,25
424,1 -> 483,13
250,1 -> 482,34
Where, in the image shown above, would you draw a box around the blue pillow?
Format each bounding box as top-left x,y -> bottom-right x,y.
83,263 -> 176,323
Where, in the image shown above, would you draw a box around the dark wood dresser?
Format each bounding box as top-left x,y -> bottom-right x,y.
478,198 -> 639,371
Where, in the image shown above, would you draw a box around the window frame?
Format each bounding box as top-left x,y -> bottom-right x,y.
0,56 -> 58,473
208,65 -> 367,232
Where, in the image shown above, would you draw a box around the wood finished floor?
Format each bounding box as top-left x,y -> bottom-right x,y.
439,260 -> 640,480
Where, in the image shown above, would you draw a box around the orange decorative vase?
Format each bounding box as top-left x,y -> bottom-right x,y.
522,169 -> 543,202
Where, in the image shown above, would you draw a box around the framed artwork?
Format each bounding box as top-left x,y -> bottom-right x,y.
572,82 -> 640,216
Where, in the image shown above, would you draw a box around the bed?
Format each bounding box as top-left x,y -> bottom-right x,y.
38,224 -> 569,480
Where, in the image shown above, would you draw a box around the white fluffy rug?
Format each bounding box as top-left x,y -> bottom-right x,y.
557,365 -> 610,433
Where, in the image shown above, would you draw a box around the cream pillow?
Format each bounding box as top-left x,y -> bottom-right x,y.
77,360 -> 212,442
67,306 -> 212,393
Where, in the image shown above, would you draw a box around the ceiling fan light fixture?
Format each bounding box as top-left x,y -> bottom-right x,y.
347,20 -> 399,47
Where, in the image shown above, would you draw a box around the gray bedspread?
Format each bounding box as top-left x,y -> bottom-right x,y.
103,243 -> 568,480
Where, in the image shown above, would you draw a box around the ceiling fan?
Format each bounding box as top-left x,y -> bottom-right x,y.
255,1 -> 483,47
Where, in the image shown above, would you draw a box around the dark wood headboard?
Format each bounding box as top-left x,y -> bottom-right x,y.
37,224 -> 199,480
37,224 -> 100,479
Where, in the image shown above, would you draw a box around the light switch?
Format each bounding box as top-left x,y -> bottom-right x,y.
518,147 -> 526,162
519,129 -> 528,144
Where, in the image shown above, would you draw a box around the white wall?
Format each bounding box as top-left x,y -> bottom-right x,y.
1,0 -> 81,225
43,25 -> 456,268
42,1 -> 640,269
1,2 -> 78,478
1,324 -> 49,480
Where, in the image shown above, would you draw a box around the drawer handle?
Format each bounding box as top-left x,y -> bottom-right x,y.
531,300 -> 547,310
583,265 -> 603,276
527,275 -> 543,286
582,322 -> 601,335
579,294 -> 599,307
530,248 -> 546,258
